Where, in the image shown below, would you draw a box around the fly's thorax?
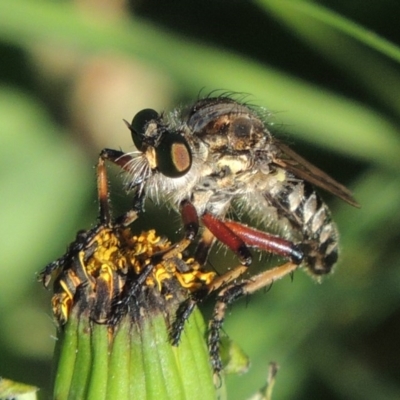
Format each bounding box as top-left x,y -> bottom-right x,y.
193,114 -> 267,153
187,99 -> 270,153
188,166 -> 244,217
190,147 -> 265,217
216,153 -> 254,176
188,150 -> 284,219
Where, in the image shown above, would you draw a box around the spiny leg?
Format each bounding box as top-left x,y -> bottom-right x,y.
169,265 -> 248,346
201,212 -> 252,266
200,213 -> 303,266
223,219 -> 303,264
97,153 -> 155,324
208,261 -> 299,374
170,297 -> 199,345
166,199 -> 199,257
194,226 -> 216,266
110,213 -> 200,327
171,212 -> 304,346
98,150 -> 139,227
108,262 -> 156,326
97,157 -> 112,225
146,199 -> 200,268
100,148 -> 135,172
170,207 -> 251,345
168,203 -> 212,345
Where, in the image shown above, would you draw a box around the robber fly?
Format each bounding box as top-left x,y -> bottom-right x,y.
100,95 -> 359,372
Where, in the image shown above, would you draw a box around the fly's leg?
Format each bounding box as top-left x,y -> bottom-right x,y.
99,156 -> 204,323
108,262 -> 156,326
111,216 -> 198,327
170,264 -> 247,344
171,210 -> 304,347
194,226 -> 216,266
170,297 -> 200,345
170,204 -> 243,345
99,153 -> 201,326
201,213 -> 253,266
147,199 -> 200,266
168,200 -> 210,345
222,220 -> 303,264
203,218 -> 303,373
200,213 -> 303,266
168,199 -> 199,256
208,261 -> 299,374
100,148 -> 135,173
98,152 -> 159,324
97,156 -> 112,225
171,210 -> 257,345
99,149 -> 140,227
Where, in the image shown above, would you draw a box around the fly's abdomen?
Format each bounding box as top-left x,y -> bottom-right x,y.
266,180 -> 339,276
299,190 -> 339,275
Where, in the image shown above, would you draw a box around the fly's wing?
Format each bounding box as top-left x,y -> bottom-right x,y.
271,140 -> 360,208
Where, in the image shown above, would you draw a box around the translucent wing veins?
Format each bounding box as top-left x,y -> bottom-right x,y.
271,140 -> 360,208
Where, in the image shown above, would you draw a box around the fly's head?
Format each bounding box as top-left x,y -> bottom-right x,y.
122,108 -> 195,198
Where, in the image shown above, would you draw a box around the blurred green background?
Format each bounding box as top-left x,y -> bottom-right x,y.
1,0 -> 400,399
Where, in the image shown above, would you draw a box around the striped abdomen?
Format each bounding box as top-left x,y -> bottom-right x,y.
266,179 -> 339,275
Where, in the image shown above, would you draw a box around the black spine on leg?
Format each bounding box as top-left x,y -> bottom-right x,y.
170,287 -> 208,345
208,282 -> 247,373
170,298 -> 197,346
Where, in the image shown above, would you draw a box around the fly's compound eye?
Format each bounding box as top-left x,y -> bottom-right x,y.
129,108 -> 159,150
156,134 -> 192,178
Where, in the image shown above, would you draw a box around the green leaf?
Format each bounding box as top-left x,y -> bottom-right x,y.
257,0 -> 400,63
